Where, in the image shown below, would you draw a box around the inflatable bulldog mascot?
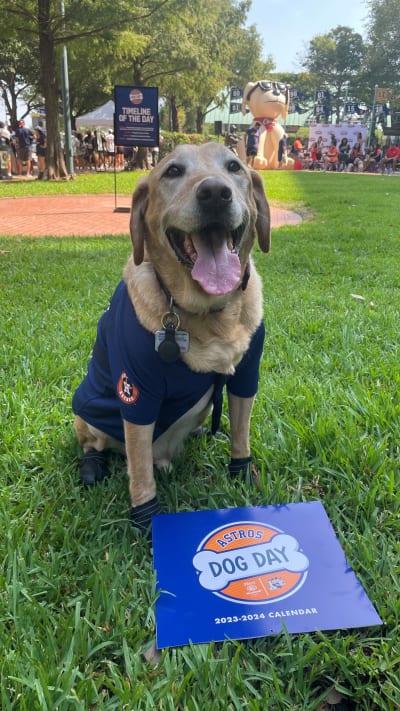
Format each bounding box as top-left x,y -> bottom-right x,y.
242,80 -> 290,170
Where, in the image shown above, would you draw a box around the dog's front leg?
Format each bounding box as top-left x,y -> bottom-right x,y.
123,420 -> 160,533
227,392 -> 255,478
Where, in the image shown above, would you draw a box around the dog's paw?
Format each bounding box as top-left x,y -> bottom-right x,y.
130,497 -> 161,536
228,456 -> 260,486
79,448 -> 111,487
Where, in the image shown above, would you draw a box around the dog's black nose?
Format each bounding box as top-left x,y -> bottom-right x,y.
196,178 -> 232,207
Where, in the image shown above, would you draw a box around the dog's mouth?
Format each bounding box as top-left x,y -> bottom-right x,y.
166,222 -> 245,295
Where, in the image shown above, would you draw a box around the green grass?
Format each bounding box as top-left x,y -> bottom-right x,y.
0,171 -> 142,197
1,171 -> 399,709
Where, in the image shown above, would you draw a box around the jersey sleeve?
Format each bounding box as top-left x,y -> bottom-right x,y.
226,320 -> 265,398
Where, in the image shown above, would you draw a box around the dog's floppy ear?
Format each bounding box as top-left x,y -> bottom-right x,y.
130,177 -> 149,265
250,170 -> 271,253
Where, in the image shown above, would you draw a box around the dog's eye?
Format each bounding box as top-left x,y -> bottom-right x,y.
227,160 -> 242,173
163,163 -> 183,178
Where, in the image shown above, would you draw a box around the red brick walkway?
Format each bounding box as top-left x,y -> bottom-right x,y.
1,194 -> 301,237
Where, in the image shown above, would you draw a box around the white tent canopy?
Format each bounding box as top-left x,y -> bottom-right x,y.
75,100 -> 115,129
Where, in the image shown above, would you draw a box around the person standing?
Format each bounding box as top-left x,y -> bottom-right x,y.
316,136 -> 325,161
291,136 -> 303,157
151,146 -> 159,167
0,121 -> 12,178
95,130 -> 106,171
245,121 -> 261,167
338,138 -> 350,171
356,131 -> 365,153
84,130 -> 96,169
224,125 -> 239,155
35,125 -> 47,179
290,135 -> 304,170
16,120 -> 34,176
278,133 -> 288,169
105,130 -> 115,169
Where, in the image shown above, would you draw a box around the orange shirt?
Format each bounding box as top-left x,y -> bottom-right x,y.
327,145 -> 339,163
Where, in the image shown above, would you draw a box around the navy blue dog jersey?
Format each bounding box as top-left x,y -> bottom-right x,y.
72,281 -> 265,443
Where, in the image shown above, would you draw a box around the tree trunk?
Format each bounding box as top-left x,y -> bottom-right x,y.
170,96 -> 179,132
132,61 -> 144,86
196,107 -> 203,134
1,85 -> 18,129
38,0 -> 68,179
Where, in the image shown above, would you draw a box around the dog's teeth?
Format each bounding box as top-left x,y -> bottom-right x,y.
184,236 -> 197,262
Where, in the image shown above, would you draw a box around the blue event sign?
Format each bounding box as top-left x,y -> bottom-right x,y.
114,85 -> 159,147
152,501 -> 381,649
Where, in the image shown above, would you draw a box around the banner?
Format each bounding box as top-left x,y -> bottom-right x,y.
230,87 -> 243,101
376,88 -> 390,101
376,88 -> 400,102
289,89 -> 309,101
308,123 -> 367,148
114,85 -> 159,147
315,89 -> 330,101
314,103 -> 330,119
344,102 -> 362,115
289,103 -> 309,114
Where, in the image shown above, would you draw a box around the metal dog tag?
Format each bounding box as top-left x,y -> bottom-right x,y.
155,304 -> 189,362
157,324 -> 181,363
155,329 -> 190,353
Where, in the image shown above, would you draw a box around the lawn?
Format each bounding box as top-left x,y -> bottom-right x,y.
0,170 -> 399,710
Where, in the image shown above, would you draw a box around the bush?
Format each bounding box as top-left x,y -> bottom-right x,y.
159,131 -> 216,159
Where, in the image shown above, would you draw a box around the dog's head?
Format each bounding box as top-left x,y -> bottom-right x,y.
242,81 -> 290,121
130,142 -> 270,309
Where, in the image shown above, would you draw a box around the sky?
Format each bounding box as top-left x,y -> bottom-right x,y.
247,0 -> 369,73
1,0 -> 370,125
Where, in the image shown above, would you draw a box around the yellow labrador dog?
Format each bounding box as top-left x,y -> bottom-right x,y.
73,142 -> 270,532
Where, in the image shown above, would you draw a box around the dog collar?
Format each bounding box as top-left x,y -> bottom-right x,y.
153,269 -> 224,314
254,117 -> 277,132
153,262 -> 250,315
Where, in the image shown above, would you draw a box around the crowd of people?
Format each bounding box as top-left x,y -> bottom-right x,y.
222,123 -> 400,174
286,132 -> 400,174
0,119 -> 47,179
0,121 -> 161,179
71,129 -> 161,173
2,118 -> 400,179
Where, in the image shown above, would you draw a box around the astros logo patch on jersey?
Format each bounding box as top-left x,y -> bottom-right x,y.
192,521 -> 309,605
117,371 -> 139,405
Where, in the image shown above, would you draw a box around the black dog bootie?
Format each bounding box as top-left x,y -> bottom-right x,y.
130,497 -> 161,535
79,448 -> 111,486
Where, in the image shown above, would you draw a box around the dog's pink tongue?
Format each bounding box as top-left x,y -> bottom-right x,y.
191,236 -> 241,295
